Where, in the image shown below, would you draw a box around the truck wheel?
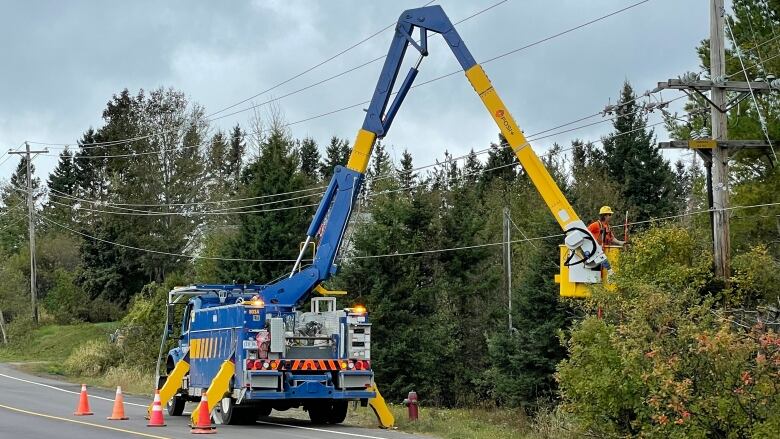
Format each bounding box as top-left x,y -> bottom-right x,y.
166,394 -> 185,416
256,404 -> 272,418
307,402 -> 329,424
328,400 -> 348,424
218,397 -> 255,425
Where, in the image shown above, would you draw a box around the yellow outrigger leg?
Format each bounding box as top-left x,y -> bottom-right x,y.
367,384 -> 394,428
190,357 -> 236,425
149,353 -> 190,415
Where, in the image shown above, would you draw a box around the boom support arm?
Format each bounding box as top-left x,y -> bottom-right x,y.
264,5 -> 605,309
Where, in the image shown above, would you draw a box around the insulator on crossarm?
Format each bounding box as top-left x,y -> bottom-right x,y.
680,72 -> 700,84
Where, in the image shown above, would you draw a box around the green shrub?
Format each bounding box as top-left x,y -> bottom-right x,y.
64,339 -> 122,377
86,298 -> 124,323
731,245 -> 780,307
42,269 -> 90,324
557,225 -> 780,437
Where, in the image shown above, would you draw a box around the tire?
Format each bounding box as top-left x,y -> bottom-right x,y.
256,404 -> 272,418
218,397 -> 255,425
166,394 -> 186,416
328,400 -> 348,424
307,402 -> 329,425
307,400 -> 348,425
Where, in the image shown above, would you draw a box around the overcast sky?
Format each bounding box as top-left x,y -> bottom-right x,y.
0,0 -> 712,182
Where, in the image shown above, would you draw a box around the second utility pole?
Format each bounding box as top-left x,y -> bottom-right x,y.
503,207 -> 512,333
8,142 -> 47,323
710,0 -> 730,279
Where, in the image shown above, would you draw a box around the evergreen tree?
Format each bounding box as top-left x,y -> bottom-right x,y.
298,137 -> 320,181
399,149 -> 415,190
43,149 -> 78,226
75,88 -> 208,304
334,179 -> 450,402
320,136 -> 350,179
206,130 -> 231,200
219,122 -> 309,282
483,134 -> 516,185
463,149 -> 483,184
227,124 -> 245,191
368,141 -> 393,193
487,222 -> 568,407
0,157 -> 39,253
602,82 -> 676,221
570,139 -> 624,219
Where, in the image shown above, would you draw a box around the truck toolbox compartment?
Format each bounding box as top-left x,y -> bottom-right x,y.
337,371 -> 373,390
250,372 -> 282,390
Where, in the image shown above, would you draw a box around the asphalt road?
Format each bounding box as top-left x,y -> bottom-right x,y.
0,363 -> 423,439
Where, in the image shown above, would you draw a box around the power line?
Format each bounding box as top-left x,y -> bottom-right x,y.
28,0 -> 509,150
204,0 -> 441,119
40,200 -> 780,263
39,214 -> 302,263
29,105 -> 674,216
31,0 -> 647,152
30,90 -> 675,212
725,18 -> 777,161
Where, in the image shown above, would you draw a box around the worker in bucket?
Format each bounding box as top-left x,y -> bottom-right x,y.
587,206 -> 625,247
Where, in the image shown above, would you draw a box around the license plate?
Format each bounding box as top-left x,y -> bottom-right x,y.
243,340 -> 258,349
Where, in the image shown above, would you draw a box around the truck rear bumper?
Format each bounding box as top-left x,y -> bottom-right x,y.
245,370 -> 375,400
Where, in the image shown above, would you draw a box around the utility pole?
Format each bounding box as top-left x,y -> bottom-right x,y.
710,0 -> 730,279
9,142 -> 47,323
502,207 -> 512,333
655,2 -> 779,280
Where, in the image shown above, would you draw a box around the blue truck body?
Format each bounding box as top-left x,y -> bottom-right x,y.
163,284 -> 375,423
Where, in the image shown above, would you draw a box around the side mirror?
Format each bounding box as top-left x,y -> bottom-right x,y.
166,324 -> 174,338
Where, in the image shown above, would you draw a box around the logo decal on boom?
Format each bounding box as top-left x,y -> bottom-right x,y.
494,108 -> 515,136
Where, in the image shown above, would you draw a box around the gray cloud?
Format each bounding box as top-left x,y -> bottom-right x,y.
1,0 -> 707,180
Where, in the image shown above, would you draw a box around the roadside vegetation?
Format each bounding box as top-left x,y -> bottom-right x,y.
1,2 -> 778,437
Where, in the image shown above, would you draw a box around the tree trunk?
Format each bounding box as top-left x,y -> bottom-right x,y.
0,309 -> 8,344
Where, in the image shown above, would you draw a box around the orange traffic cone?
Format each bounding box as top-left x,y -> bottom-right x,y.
147,389 -> 166,427
190,392 -> 216,434
107,386 -> 129,420
74,384 -> 93,416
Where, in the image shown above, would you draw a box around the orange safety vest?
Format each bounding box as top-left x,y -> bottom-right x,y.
587,220 -> 614,246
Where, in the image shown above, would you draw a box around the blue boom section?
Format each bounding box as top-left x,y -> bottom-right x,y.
256,5 -> 477,312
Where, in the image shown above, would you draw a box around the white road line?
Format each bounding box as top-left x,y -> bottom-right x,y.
256,420 -> 393,439
0,371 -> 396,438
0,372 -> 147,407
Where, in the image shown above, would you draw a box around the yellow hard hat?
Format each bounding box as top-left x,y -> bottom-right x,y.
599,206 -> 614,215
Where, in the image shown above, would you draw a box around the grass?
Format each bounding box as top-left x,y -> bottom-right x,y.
0,322 -> 117,362
0,322 -> 155,395
347,403 -> 553,439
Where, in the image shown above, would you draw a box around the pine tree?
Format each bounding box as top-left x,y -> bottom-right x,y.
320,136 -> 350,179
463,149 -> 483,184
298,137 -> 320,181
207,130 -> 229,197
483,134 -> 516,184
399,149 -> 415,190
227,124 -> 245,191
602,81 -> 676,221
75,88 -> 208,304
0,157 -> 39,253
219,122 -> 309,283
43,149 -> 78,226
